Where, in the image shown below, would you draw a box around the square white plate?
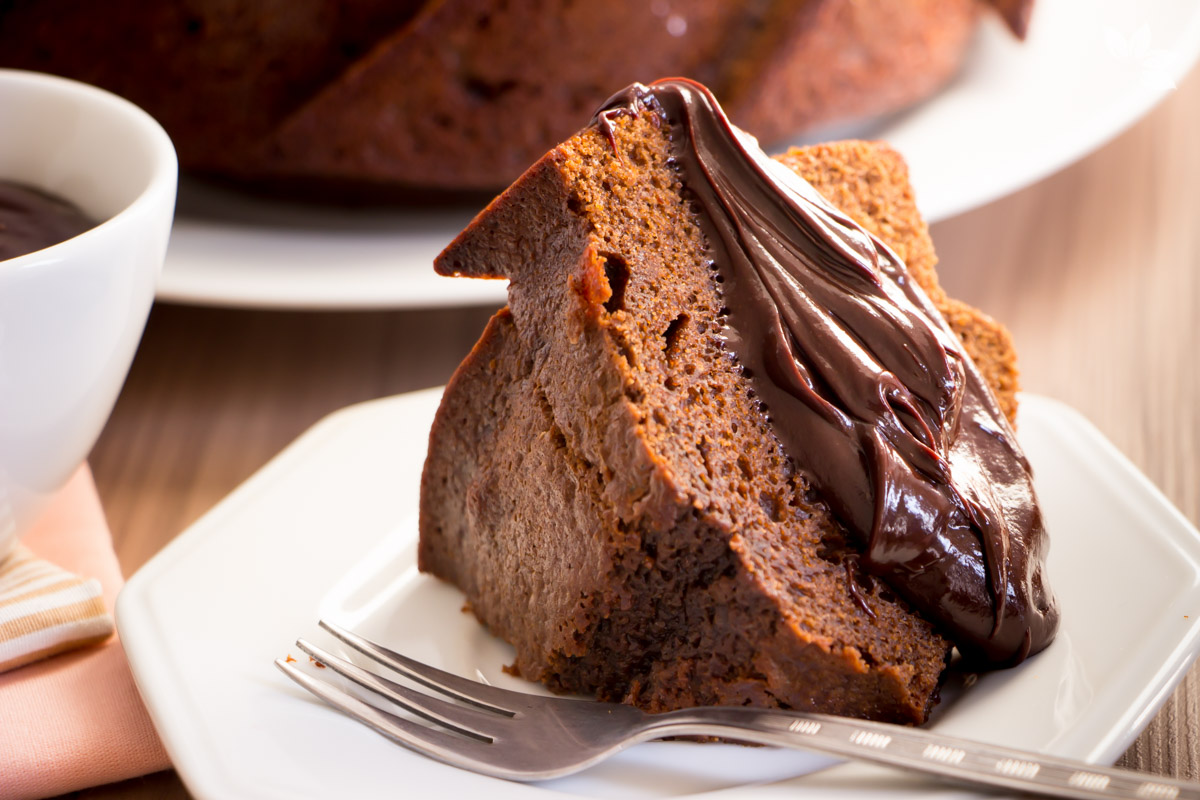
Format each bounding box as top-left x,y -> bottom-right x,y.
117,389 -> 1200,799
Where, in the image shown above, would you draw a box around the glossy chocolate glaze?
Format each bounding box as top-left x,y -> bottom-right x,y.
595,79 -> 1058,666
0,181 -> 95,262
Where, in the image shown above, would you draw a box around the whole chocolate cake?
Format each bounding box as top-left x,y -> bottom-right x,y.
418,79 -> 1057,724
0,0 -> 1031,195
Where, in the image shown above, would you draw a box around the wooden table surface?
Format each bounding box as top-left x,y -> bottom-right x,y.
70,62 -> 1200,798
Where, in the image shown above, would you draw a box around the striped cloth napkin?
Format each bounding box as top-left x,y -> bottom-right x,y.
0,544 -> 115,672
0,466 -> 169,800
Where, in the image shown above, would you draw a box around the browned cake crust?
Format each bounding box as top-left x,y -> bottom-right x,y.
0,0 -> 1028,193
419,115 -> 1021,723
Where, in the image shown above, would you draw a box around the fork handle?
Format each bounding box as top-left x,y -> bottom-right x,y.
642,708 -> 1194,800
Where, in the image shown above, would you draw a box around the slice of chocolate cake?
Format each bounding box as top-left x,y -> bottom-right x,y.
419,79 -> 1057,724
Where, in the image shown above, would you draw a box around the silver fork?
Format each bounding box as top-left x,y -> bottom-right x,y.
276,619 -> 1197,799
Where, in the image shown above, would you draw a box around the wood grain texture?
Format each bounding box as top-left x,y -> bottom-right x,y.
932,62 -> 1200,782
69,63 -> 1200,799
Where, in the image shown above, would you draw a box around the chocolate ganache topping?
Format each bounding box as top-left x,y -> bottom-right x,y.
596,79 -> 1058,666
0,180 -> 95,263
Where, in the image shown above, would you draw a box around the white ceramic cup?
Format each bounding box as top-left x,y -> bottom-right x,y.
0,69 -> 177,554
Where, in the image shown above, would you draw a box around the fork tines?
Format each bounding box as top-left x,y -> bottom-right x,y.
275,619 -> 521,766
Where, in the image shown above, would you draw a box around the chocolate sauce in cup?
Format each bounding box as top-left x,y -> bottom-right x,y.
0,181 -> 96,261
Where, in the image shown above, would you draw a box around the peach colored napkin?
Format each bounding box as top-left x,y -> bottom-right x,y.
0,466 -> 170,800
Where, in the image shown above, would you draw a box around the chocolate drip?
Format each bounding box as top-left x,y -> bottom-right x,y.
0,181 -> 95,263
595,79 -> 1058,666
